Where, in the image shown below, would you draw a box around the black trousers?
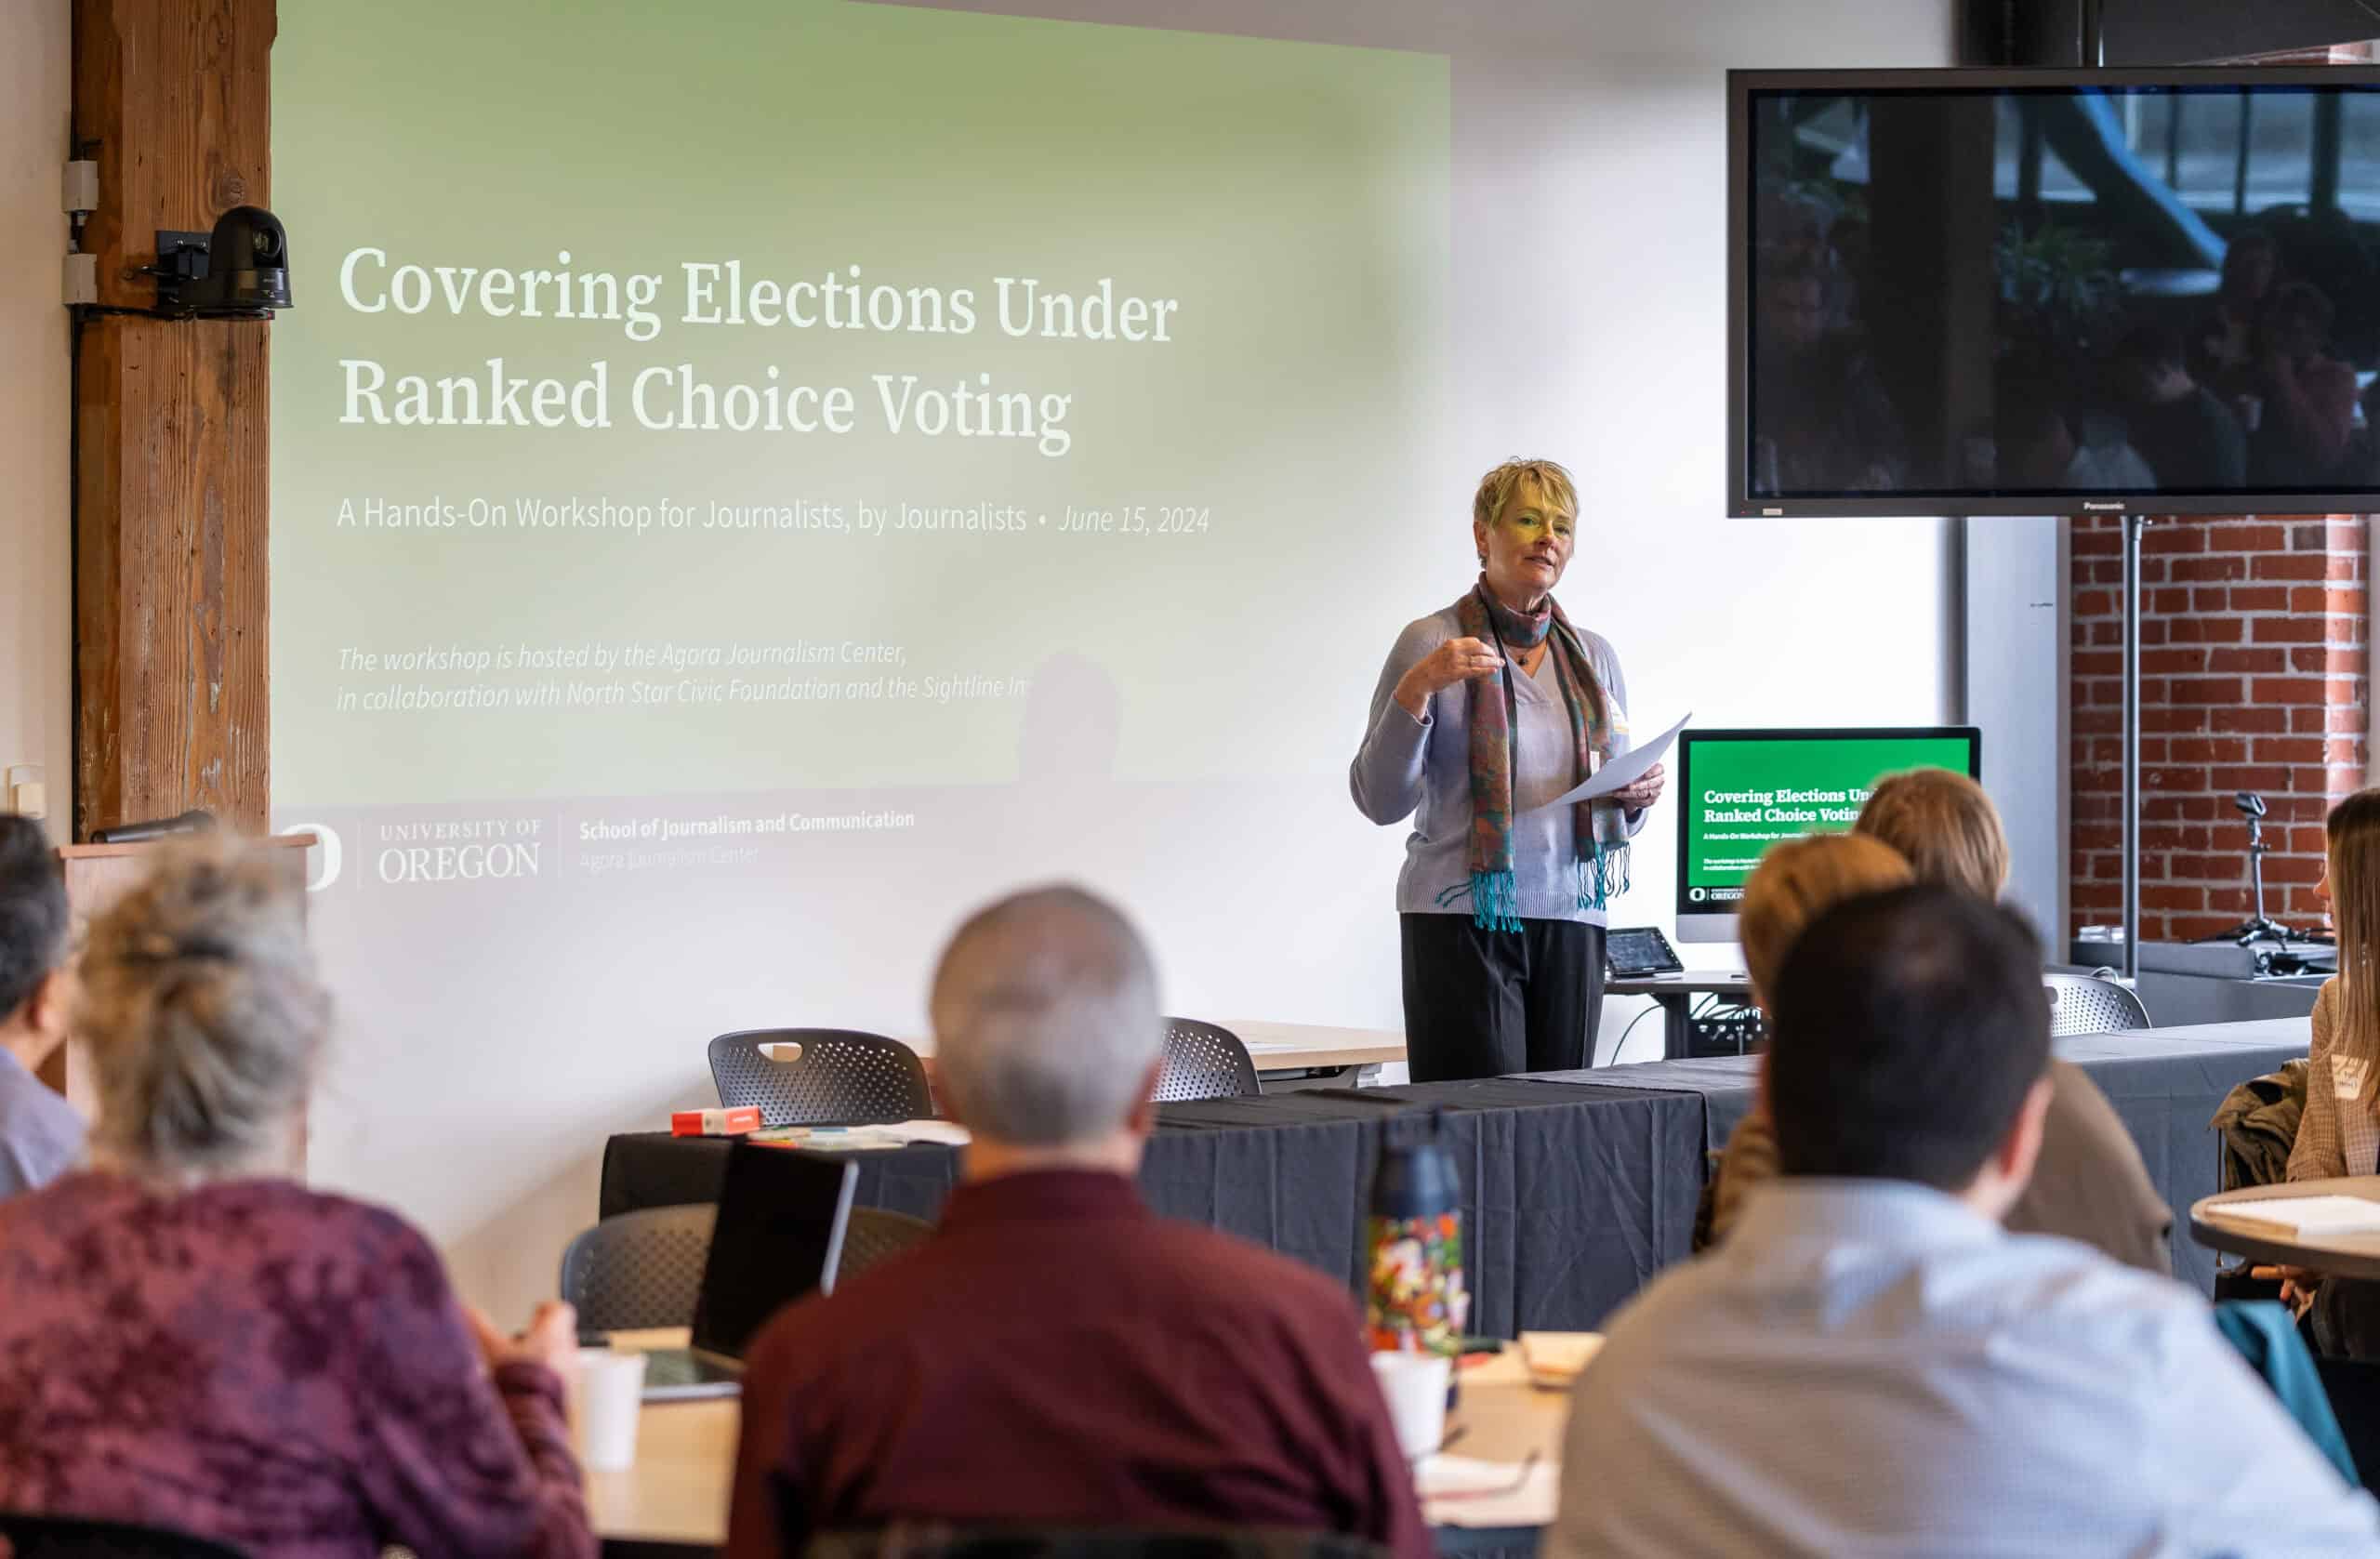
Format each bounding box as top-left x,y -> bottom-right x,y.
1400,913 -> 1606,1083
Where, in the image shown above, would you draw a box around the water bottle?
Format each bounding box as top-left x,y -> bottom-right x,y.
1365,1107 -> 1470,1357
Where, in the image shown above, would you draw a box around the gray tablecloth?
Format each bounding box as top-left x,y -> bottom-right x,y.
599,1023 -> 2307,1321
1536,1026 -> 2311,1291
603,1078 -> 1707,1332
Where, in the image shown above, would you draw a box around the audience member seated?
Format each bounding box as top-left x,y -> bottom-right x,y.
2284,789 -> 2380,1358
1857,768 -> 2173,1269
1702,831 -> 1909,1242
1553,887 -> 2380,1557
0,837 -> 594,1559
2196,229 -> 2280,403
727,885 -> 1427,1559
2249,281 -> 2359,488
1750,262 -> 1906,495
2113,324 -> 2249,492
1998,400 -> 2155,491
0,816 -> 83,1196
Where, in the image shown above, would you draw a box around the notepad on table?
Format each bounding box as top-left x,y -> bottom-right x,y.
2215,1195 -> 2380,1236
749,1119 -> 972,1152
1517,1331 -> 1604,1390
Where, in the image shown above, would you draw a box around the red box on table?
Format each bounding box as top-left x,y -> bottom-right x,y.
670,1106 -> 763,1137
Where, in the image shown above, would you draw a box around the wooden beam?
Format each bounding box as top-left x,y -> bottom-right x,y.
71,0 -> 275,839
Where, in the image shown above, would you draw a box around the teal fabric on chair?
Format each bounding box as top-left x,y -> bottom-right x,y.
2215,1299 -> 2360,1486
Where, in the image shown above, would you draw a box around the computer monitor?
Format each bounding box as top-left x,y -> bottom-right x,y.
1673,726 -> 1982,944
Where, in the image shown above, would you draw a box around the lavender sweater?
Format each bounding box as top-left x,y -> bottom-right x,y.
0,1172 -> 593,1559
1351,604 -> 1641,925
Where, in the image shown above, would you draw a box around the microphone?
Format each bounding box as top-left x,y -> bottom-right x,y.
90,810 -> 218,844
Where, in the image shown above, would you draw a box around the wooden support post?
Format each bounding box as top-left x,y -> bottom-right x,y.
71,0 -> 276,839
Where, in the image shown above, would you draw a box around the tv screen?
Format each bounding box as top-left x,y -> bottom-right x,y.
1728,67 -> 2380,516
1673,726 -> 1980,943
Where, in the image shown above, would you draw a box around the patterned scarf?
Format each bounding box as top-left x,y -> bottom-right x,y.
1440,579 -> 1630,931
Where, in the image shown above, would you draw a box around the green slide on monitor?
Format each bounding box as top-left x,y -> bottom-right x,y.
1677,728 -> 1981,907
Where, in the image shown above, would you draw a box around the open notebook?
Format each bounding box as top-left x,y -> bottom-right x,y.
2215,1195 -> 2380,1237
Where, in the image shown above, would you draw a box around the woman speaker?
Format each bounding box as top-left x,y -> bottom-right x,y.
1350,458 -> 1662,1082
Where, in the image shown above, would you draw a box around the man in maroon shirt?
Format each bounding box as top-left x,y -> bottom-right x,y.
726,886 -> 1430,1558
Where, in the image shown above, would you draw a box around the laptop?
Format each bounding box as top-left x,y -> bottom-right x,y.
639,1143 -> 860,1400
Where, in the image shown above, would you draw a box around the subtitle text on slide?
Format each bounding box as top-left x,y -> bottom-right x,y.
575,808 -> 919,879
328,495 -> 1218,539
325,641 -> 1025,715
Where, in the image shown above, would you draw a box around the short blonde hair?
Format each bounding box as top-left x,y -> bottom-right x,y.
1854,769 -> 2009,900
77,836 -> 328,1178
1472,458 -> 1579,532
1739,832 -> 1913,1000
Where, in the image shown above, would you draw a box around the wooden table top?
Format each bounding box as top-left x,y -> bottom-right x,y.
1220,1020 -> 1407,1073
2190,1175 -> 2380,1280
887,1021 -> 1408,1077
587,1331 -> 1574,1545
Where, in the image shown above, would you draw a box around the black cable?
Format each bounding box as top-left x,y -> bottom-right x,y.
1601,1003 -> 1659,1068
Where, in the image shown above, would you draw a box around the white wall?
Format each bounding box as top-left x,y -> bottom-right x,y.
0,0 -> 72,839
282,0 -> 1977,1318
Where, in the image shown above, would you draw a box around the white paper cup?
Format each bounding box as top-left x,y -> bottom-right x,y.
569,1347 -> 648,1471
1369,1350 -> 1451,1461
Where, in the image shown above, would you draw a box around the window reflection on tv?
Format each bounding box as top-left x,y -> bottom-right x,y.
1738,73 -> 2380,512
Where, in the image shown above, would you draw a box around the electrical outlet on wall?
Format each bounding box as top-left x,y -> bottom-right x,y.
3,765 -> 46,821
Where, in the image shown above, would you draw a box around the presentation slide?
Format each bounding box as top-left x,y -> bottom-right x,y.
1680,733 -> 1976,904
271,0 -> 1451,1293
275,0 -> 1448,817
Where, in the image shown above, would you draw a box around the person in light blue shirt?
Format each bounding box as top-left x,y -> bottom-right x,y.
0,815 -> 83,1197
1552,884 -> 2380,1559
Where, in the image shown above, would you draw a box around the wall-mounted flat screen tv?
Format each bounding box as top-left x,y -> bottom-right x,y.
1729,67 -> 2380,517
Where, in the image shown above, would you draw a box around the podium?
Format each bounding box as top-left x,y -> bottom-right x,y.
46,833 -> 315,1169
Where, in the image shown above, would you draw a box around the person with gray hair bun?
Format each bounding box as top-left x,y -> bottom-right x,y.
0,815 -> 83,1197
728,885 -> 1429,1559
0,836 -> 596,1559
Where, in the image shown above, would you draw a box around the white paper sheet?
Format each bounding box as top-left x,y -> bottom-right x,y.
1416,1454 -> 1561,1528
2214,1194 -> 2380,1236
1524,712 -> 1690,813
750,1119 -> 972,1151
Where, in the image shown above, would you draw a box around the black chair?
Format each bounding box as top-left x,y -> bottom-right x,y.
805,1526 -> 1386,1559
0,1515 -> 250,1559
558,1203 -> 719,1333
708,1028 -> 933,1127
1154,1019 -> 1261,1103
839,1206 -> 934,1285
2042,972 -> 2151,1037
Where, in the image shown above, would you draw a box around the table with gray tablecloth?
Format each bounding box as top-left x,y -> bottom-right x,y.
604,1077 -> 1705,1331
599,1019 -> 2308,1323
1534,1021 -> 2311,1291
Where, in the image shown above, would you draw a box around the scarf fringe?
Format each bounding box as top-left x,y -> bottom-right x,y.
1461,870 -> 1523,933
1579,841 -> 1632,913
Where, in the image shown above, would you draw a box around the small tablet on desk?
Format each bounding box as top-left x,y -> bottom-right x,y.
1606,926 -> 1685,978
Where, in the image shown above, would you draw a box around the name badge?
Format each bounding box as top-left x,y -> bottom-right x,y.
2338,1056 -> 2368,1101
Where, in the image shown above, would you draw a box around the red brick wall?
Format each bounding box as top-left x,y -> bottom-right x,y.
2070,515 -> 2370,943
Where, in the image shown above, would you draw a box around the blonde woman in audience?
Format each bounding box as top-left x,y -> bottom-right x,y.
1851,765 -> 2007,899
2282,789 -> 2380,1355
1706,811 -> 2173,1270
0,837 -> 594,1558
1704,832 -> 1912,1239
1850,765 -> 2172,1270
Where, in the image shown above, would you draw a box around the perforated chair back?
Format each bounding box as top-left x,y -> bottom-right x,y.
838,1206 -> 933,1286
2043,972 -> 2153,1037
0,1515 -> 251,1559
558,1203 -> 719,1333
708,1028 -> 933,1127
1154,1018 -> 1262,1103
